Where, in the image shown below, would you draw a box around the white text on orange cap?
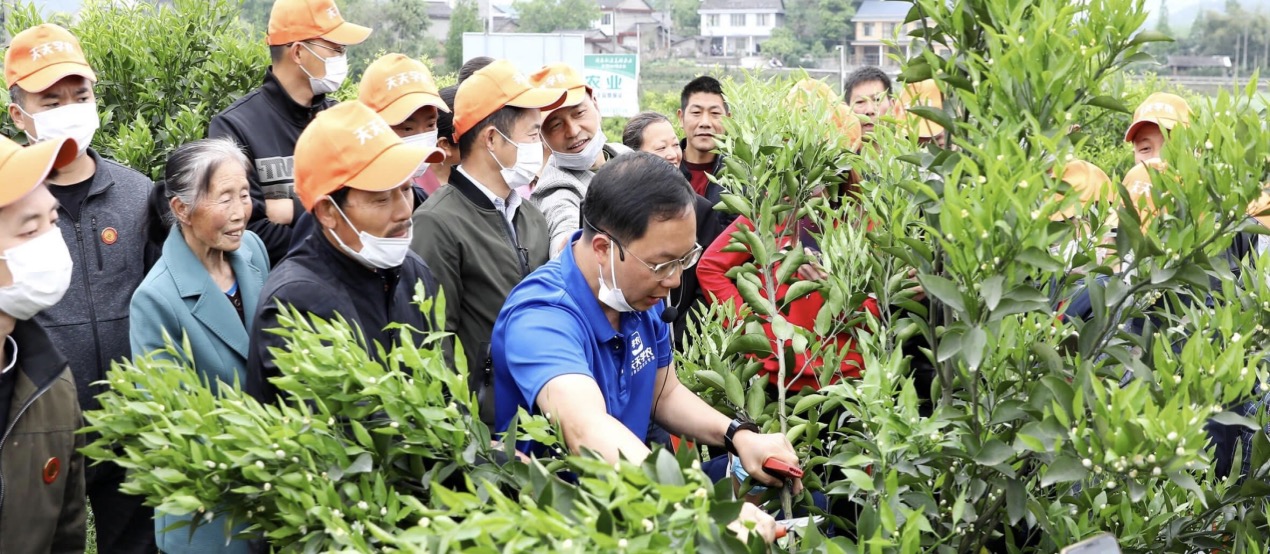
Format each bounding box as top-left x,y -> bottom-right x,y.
29,41 -> 76,61
1140,102 -> 1179,117
539,73 -> 570,88
386,72 -> 429,90
326,6 -> 341,20
354,119 -> 391,145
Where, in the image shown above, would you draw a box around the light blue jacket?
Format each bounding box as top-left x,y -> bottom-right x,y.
129,225 -> 270,554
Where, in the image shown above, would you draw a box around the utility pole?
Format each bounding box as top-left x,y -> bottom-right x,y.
836,44 -> 847,94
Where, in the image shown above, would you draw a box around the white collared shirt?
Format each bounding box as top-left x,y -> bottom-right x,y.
458,166 -> 522,239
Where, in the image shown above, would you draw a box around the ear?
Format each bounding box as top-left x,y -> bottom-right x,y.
289,42 -> 306,67
312,197 -> 339,229
675,108 -> 684,123
168,196 -> 189,226
483,125 -> 501,153
8,103 -> 27,134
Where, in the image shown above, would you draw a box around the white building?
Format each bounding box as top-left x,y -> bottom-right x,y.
698,0 -> 784,57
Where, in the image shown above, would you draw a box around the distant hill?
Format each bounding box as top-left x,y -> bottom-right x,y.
1145,0 -> 1270,34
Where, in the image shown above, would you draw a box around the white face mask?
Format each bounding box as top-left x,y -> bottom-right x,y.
490,128 -> 543,191
402,130 -> 440,178
299,43 -> 349,96
19,101 -> 98,158
551,127 -> 607,171
325,198 -> 412,269
0,227 -> 73,320
597,239 -> 636,312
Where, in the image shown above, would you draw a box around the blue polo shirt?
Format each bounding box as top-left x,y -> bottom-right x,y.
492,231 -> 672,449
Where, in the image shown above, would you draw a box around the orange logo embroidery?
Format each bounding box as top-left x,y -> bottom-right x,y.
43,457 -> 60,484
101,227 -> 118,245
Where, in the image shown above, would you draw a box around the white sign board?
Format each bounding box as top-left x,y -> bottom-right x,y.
461,33 -> 585,75
583,54 -> 640,118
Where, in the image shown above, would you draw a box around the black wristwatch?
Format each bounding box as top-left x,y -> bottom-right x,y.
724,418 -> 761,456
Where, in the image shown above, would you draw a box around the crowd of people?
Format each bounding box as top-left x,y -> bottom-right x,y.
0,0 -> 1238,552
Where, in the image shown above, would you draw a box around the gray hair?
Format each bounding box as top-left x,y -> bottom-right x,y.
162,137 -> 250,226
621,111 -> 672,151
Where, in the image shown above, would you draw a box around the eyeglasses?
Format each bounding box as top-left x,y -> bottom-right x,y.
299,41 -> 347,56
589,222 -> 702,280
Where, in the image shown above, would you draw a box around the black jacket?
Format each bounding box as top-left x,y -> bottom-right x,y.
208,68 -> 334,265
36,149 -> 151,413
0,320 -> 86,554
678,138 -> 727,205
246,224 -> 442,403
671,194 -> 724,349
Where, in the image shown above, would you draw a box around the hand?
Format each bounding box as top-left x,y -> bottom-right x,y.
265,198 -> 295,225
796,247 -> 828,281
906,268 -> 927,302
733,429 -> 803,495
727,502 -> 777,544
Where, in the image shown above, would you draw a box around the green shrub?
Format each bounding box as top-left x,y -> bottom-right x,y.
4,0 -> 268,180
675,0 -> 1270,551
84,286 -> 783,552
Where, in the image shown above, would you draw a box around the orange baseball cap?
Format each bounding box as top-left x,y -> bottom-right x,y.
1119,158 -> 1171,225
293,102 -> 444,211
785,79 -> 861,152
1051,159 -> 1112,221
0,135 -> 77,208
4,24 -> 96,93
900,80 -> 944,138
359,54 -> 449,126
268,0 -> 371,46
454,60 -> 568,139
1124,92 -> 1191,142
530,62 -> 592,110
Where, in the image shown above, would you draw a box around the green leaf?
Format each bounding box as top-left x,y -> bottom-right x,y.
1208,411 -> 1260,430
1127,30 -> 1175,46
771,314 -> 795,342
723,335 -> 773,358
782,280 -> 821,305
345,453 -> 373,476
907,106 -> 955,136
724,372 -> 745,408
1087,95 -> 1132,114
963,325 -> 987,371
981,275 -> 1004,310
918,274 -> 966,313
1041,456 -> 1089,486
974,439 -> 1015,466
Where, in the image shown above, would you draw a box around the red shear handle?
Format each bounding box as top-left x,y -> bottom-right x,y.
762,457 -> 804,479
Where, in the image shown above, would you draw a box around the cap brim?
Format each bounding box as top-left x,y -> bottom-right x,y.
508,87 -> 568,111
378,92 -> 450,126
0,137 -> 75,208
1124,119 -> 1159,142
322,21 -> 372,45
17,63 -> 97,94
345,142 -> 445,195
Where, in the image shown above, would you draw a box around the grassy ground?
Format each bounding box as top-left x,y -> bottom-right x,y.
86,506 -> 97,554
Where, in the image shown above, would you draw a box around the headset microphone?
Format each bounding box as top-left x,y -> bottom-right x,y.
660,303 -> 678,323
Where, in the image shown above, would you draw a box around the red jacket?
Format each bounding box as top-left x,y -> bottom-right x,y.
697,216 -> 879,391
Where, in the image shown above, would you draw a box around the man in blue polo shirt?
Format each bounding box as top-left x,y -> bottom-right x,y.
492,153 -> 799,541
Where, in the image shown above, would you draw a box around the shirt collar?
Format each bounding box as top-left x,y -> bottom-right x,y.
560,230 -> 622,344
457,166 -> 522,212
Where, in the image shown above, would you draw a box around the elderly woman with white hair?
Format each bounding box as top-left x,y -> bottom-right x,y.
129,137 -> 268,554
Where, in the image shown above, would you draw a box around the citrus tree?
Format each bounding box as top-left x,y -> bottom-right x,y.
677,0 -> 1270,551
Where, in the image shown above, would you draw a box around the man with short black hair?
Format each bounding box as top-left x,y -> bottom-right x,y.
5,23 -> 155,554
676,75 -> 729,206
209,0 -> 372,264
843,66 -> 893,136
492,153 -> 799,543
247,101 -> 443,403
411,60 -> 565,424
